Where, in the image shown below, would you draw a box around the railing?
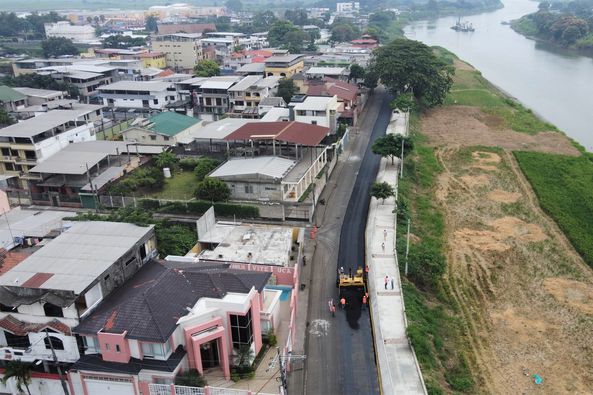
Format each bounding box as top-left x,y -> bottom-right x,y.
148,384 -> 170,395
148,385 -> 270,395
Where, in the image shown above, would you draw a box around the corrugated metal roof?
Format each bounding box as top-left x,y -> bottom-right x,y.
0,109 -> 92,138
0,85 -> 26,102
210,156 -> 296,179
99,80 -> 172,92
225,121 -> 330,146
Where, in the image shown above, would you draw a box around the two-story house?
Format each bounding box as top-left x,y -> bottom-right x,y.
98,81 -> 179,111
264,55 -> 305,78
0,106 -> 102,191
227,75 -> 281,118
69,260 -> 271,394
0,221 -> 156,370
289,94 -> 340,132
193,76 -> 241,121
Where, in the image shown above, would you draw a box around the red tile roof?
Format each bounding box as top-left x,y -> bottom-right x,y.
21,273 -> 54,288
250,56 -> 267,63
246,50 -> 274,58
305,78 -> 358,102
0,315 -> 71,336
225,121 -> 330,146
0,249 -> 32,276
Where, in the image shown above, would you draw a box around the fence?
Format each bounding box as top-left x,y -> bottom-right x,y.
148,384 -> 276,395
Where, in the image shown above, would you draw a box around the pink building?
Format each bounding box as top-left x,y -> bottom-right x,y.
68,260 -> 273,395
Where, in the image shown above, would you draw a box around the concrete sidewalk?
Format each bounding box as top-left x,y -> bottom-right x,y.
365,115 -> 426,394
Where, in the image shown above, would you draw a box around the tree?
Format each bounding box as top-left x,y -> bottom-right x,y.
225,0 -> 243,13
372,133 -> 411,165
196,177 -> 230,202
277,78 -> 297,104
102,35 -> 146,49
2,361 -> 32,395
370,39 -> 454,108
41,37 -> 79,58
145,15 -> 159,32
284,9 -> 309,26
284,29 -> 309,53
154,151 -> 178,169
0,108 -> 15,126
363,70 -> 379,90
330,23 -> 360,42
194,158 -> 220,181
194,60 -> 220,77
349,64 -> 365,82
235,344 -> 254,367
1,73 -> 79,98
252,11 -> 277,31
371,181 -> 395,204
391,93 -> 417,112
268,20 -> 295,47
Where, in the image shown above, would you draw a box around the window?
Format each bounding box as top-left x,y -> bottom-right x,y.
83,336 -> 100,354
311,120 -> 317,125
105,343 -> 110,351
230,310 -> 253,349
153,99 -> 159,105
116,344 -> 121,353
244,185 -> 254,194
150,136 -> 157,141
141,341 -> 171,360
4,331 -> 30,349
163,136 -> 170,141
43,303 -> 63,318
44,336 -> 64,351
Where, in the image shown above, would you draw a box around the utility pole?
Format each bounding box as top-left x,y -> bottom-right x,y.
277,347 -> 287,393
267,347 -> 306,394
405,218 -> 411,276
44,329 -> 70,395
400,139 -> 405,179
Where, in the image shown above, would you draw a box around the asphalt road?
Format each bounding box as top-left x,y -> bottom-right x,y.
295,88 -> 392,395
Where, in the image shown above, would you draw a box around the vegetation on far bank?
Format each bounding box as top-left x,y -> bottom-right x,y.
511,0 -> 593,51
514,151 -> 593,269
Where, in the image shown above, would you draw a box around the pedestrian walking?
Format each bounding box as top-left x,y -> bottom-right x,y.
391,277 -> 395,290
303,255 -> 307,266
340,297 -> 346,309
381,242 -> 385,252
384,275 -> 389,289
383,229 -> 387,240
330,304 -> 336,317
339,266 -> 344,275
362,294 -> 367,309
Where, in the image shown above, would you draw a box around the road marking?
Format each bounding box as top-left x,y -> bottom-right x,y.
308,319 -> 330,337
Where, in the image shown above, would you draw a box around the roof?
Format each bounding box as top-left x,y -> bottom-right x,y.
98,80 -> 172,92
0,207 -> 73,251
148,112 -> 200,137
260,107 -> 290,122
236,63 -> 265,73
225,121 -> 330,146
210,156 -> 297,179
0,315 -> 71,336
292,95 -> 336,111
74,260 -> 270,342
157,23 -> 216,35
245,50 -> 274,58
74,346 -> 186,374
0,221 -> 153,295
199,77 -> 240,90
265,55 -> 304,64
13,87 -> 63,99
0,109 -> 92,138
259,97 -> 286,107
305,66 -> 348,75
228,75 -> 262,92
306,78 -> 358,102
0,86 -> 26,102
177,118 -> 250,144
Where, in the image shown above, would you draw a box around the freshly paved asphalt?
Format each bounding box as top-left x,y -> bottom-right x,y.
293,88 -> 392,395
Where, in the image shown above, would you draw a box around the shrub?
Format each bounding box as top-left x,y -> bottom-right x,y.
154,151 -> 179,169
175,369 -> 207,387
194,157 -> 220,181
195,177 -> 230,202
179,158 -> 200,171
407,244 -> 445,290
138,199 -> 160,210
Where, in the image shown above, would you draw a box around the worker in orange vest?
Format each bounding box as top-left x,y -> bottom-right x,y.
340,297 -> 346,309
362,294 -> 367,310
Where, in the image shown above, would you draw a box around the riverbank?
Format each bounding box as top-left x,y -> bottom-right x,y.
397,49 -> 593,393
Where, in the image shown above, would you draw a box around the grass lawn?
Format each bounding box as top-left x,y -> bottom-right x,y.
146,171 -> 198,200
440,53 -> 558,135
97,120 -> 130,141
514,151 -> 593,268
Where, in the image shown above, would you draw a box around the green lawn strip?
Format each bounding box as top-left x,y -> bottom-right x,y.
396,114 -> 474,394
146,171 -> 198,200
514,151 -> 593,268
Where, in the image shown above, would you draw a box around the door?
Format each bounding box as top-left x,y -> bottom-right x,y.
51,194 -> 59,206
200,339 -> 220,369
84,379 -> 134,395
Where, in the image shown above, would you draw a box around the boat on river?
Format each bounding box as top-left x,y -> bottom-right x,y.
451,18 -> 475,32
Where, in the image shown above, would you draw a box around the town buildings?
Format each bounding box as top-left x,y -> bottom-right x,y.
44,21 -> 96,43
151,34 -> 204,72
264,55 -> 305,78
122,112 -> 202,146
98,81 -> 179,110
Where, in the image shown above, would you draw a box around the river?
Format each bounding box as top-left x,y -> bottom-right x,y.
404,0 -> 593,150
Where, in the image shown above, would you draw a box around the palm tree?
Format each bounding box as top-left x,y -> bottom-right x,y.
235,344 -> 254,367
2,360 -> 32,395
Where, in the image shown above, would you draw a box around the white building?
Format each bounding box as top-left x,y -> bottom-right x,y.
228,75 -> 281,117
44,21 -> 96,43
98,81 -> 179,110
336,2 -> 360,13
290,95 -> 340,131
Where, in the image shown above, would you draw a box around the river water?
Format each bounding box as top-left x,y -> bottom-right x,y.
404,0 -> 593,150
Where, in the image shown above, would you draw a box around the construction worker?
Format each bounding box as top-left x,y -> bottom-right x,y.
362,294 -> 367,309
340,297 -> 346,309
330,304 -> 336,317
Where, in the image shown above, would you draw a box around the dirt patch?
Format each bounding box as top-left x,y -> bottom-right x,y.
436,147 -> 593,394
459,174 -> 489,188
544,278 -> 593,315
453,59 -> 474,71
488,190 -> 521,203
421,106 -> 580,156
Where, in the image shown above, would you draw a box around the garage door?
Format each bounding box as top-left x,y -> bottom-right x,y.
84,377 -> 135,395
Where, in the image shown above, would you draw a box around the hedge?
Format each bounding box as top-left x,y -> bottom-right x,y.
137,198 -> 259,218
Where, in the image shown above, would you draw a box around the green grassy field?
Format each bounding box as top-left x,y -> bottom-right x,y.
443,67 -> 557,135
146,170 -> 197,200
514,151 -> 593,269
396,115 -> 474,394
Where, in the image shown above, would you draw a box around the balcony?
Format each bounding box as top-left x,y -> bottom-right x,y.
19,172 -> 43,181
15,158 -> 38,166
0,346 -> 78,363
